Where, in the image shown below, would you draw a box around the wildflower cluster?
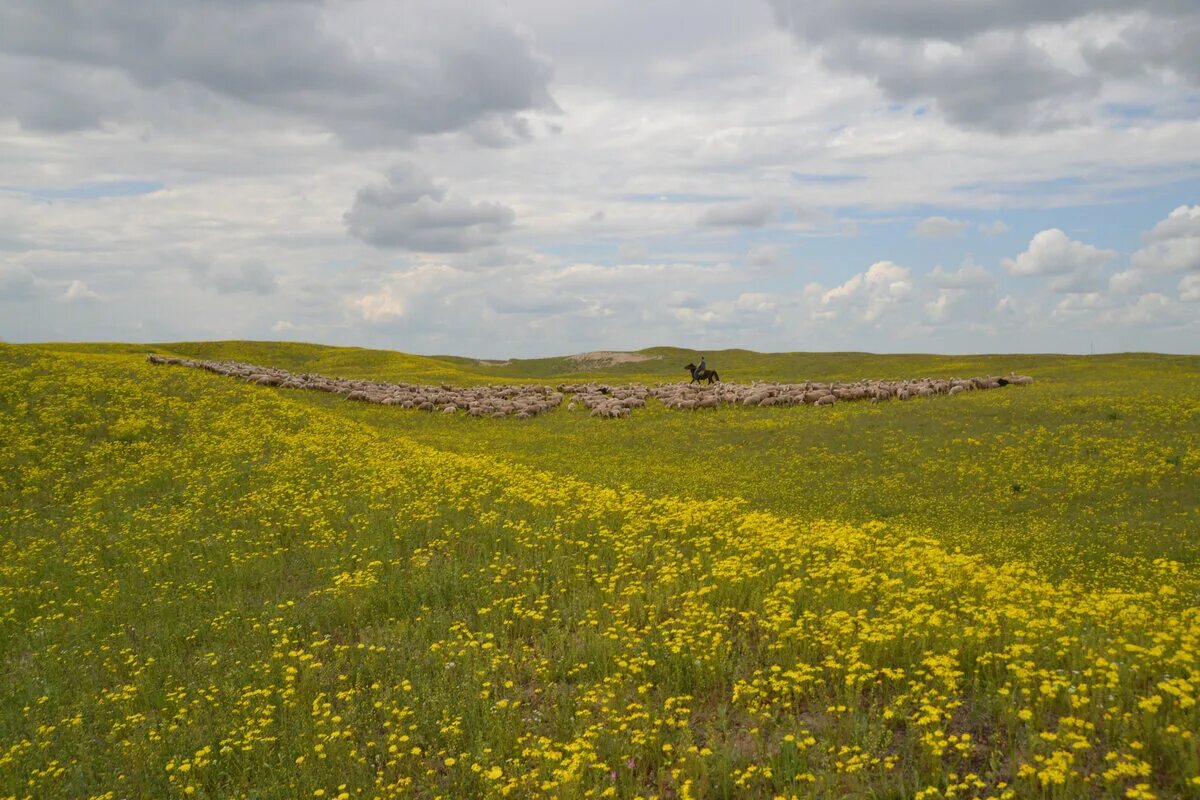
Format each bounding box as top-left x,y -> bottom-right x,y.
0,345 -> 1197,799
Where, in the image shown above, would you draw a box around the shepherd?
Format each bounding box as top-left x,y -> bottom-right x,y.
685,355 -> 720,384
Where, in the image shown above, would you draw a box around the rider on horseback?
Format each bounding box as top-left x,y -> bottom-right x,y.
697,354 -> 707,375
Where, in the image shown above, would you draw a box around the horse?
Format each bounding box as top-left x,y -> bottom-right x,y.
685,363 -> 720,384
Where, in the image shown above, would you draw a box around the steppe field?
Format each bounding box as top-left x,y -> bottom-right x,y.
1,340 -> 1198,800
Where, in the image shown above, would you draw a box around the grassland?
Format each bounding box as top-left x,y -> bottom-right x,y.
2,341 -> 1198,799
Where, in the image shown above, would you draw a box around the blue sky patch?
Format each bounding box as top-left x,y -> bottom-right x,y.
791,172 -> 865,185
9,180 -> 164,201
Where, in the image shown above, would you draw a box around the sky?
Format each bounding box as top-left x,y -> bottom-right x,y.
1,0 -> 1198,357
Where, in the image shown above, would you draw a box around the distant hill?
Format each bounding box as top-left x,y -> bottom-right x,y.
33,339 -> 1198,385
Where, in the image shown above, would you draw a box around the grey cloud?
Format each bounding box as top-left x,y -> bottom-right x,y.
486,291 -> 581,315
767,0 -> 1180,44
192,261 -> 278,295
830,33 -> 1097,133
618,243 -> 648,262
767,0 -> 1196,133
0,55 -> 114,133
345,165 -> 515,253
465,115 -> 538,149
1083,14 -> 1200,86
0,0 -> 555,145
697,200 -> 774,228
746,245 -> 785,267
665,290 -> 706,309
0,264 -> 38,301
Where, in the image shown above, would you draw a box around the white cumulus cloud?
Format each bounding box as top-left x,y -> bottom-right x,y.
821,260 -> 913,322
1003,228 -> 1117,293
353,286 -> 405,321
1131,205 -> 1200,273
62,280 -> 101,302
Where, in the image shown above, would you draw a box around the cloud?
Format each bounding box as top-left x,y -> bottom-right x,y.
1108,269 -> 1144,295
1082,13 -> 1200,86
271,320 -> 296,333
62,279 -> 101,302
746,245 -> 786,267
1180,274 -> 1200,303
697,200 -> 774,228
821,260 -> 912,322
618,242 -> 648,261
766,1 -> 1198,133
914,216 -> 969,239
1107,292 -> 1178,326
0,264 -> 37,301
345,165 -> 515,253
1131,205 -> 1200,273
927,261 -> 994,288
0,54 -> 115,133
665,290 -> 705,309
0,0 -> 555,146
1053,292 -> 1111,318
353,285 -> 405,322
979,220 -> 1010,236
670,292 -> 789,332
924,290 -> 953,321
487,291 -> 581,315
1003,228 -> 1117,292
192,260 -> 277,295
1,1 -> 1197,355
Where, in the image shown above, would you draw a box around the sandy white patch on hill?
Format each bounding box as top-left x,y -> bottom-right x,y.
566,351 -> 662,367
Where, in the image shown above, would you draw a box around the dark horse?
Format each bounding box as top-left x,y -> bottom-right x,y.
685,363 -> 720,384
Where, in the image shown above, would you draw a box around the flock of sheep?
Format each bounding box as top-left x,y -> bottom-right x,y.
651,374 -> 1032,411
147,354 -> 1033,419
147,355 -> 563,418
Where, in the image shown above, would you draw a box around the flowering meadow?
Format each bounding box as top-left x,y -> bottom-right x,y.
1,343 -> 1198,799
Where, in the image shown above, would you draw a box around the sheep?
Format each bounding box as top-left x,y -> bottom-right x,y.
151,354 -> 1026,422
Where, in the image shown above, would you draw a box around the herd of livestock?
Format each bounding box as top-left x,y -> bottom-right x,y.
147,354 -> 1033,419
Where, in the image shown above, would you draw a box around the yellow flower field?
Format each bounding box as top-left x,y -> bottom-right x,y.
1,344 -> 1198,799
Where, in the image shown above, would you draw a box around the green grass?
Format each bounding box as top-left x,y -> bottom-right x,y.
2,341 -> 1198,799
134,341 -> 1197,588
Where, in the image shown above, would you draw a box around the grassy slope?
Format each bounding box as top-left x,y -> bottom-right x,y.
4,343 -> 1200,799
45,339 -> 1185,384
72,340 -> 1196,587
